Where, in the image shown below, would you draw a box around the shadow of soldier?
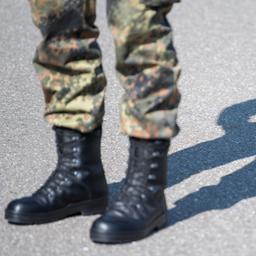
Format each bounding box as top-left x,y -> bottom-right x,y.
167,99 -> 256,226
168,99 -> 256,187
168,159 -> 256,226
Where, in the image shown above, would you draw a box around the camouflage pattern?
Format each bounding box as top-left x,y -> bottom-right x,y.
28,0 -> 181,139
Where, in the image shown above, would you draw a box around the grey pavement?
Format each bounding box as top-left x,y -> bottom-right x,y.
1,0 -> 256,255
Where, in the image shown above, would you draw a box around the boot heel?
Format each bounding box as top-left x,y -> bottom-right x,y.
154,214 -> 167,231
81,197 -> 108,215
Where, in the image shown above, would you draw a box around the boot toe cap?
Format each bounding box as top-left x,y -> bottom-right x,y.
5,197 -> 41,215
90,212 -> 143,243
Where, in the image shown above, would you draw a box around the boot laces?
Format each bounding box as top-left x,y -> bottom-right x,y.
109,149 -> 155,218
33,135 -> 81,201
108,139 -> 169,218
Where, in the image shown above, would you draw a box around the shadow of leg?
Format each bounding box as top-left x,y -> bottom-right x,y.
167,99 -> 256,188
167,159 -> 256,227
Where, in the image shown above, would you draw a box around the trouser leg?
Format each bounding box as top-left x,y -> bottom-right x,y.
28,0 -> 106,133
107,0 -> 181,139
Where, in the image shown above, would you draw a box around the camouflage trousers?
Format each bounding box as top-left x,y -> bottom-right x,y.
28,0 -> 181,139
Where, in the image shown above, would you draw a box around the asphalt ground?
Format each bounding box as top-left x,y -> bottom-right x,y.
1,0 -> 256,255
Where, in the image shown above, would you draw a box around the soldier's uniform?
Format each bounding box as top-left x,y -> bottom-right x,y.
28,0 -> 181,139
5,0 -> 181,243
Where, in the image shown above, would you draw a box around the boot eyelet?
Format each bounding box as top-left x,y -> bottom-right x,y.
136,203 -> 142,209
150,163 -> 158,169
56,186 -> 62,194
72,159 -> 79,164
152,152 -> 160,157
64,178 -> 72,186
141,194 -> 147,200
71,136 -> 78,142
47,188 -> 53,194
148,174 -> 156,180
74,171 -> 80,177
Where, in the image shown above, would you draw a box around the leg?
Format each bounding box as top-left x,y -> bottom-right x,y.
29,0 -> 106,133
90,0 -> 181,243
5,0 -> 108,225
108,0 -> 181,139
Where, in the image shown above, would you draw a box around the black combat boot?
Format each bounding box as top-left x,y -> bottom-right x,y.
5,126 -> 108,224
90,136 -> 170,243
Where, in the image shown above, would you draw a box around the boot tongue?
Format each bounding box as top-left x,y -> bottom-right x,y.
126,137 -> 170,194
130,138 -> 170,159
54,129 -> 83,169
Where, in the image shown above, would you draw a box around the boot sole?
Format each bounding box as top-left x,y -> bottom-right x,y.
5,197 -> 108,225
90,213 -> 167,244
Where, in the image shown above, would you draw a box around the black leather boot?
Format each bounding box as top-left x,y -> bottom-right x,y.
5,126 -> 108,224
90,136 -> 170,243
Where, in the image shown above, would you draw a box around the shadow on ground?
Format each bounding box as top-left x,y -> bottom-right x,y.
167,99 -> 256,226
109,99 -> 256,226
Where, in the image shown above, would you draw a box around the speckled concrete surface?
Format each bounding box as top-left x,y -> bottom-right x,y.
1,0 -> 256,255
